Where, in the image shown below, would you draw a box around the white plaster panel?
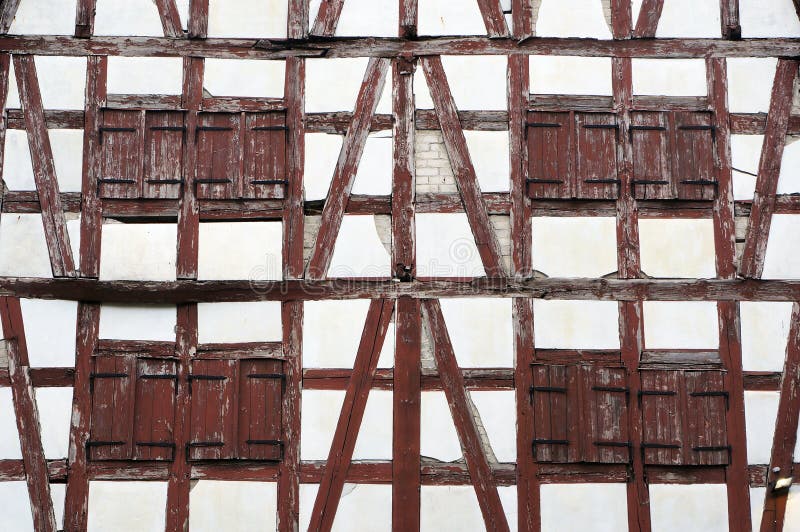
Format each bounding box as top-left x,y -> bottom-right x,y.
417,0 -> 487,36
189,481 -> 277,532
312,0 -> 399,37
100,223 -> 177,281
420,391 -> 462,461
649,484 -> 729,532
98,304 -> 177,341
764,215 -> 800,279
740,0 -> 800,37
727,58 -> 778,113
106,57 -> 184,95
540,483 -> 628,532
299,483 -> 392,531
51,483 -> 66,530
639,218 -> 716,278
420,486 -> 483,531
471,390 -> 516,462
203,59 -> 285,98
416,213 -> 486,278
643,301 -> 719,350
777,138 -> 800,194
3,129 -> 84,192
785,486 -> 800,530
94,0 -> 164,36
0,482 -> 35,531
20,299 -> 77,367
176,0 -> 190,30
740,302 -> 793,371
352,131 -> 393,195
6,56 -> 86,110
632,59 -> 707,96
305,57 -> 391,113
745,391 -> 780,464
300,389 -> 345,460
198,221 -> 282,281
532,216 -> 617,278
464,130 -> 510,192
88,481 -> 168,532
207,0 -> 288,38
0,388 -> 22,459
533,300 -> 620,349
529,56 -> 613,96
329,215 -> 392,278
536,0 -> 613,39
9,0 -> 78,35
35,387 -> 72,459
439,298 -> 513,367
3,129 -> 35,190
353,390 -> 393,459
731,134 -> 764,200
197,302 -> 282,343
751,487 -> 767,532
631,0 -> 720,37
0,214 -> 55,278
304,133 -> 343,200
415,56 -> 508,111
498,485 -> 518,532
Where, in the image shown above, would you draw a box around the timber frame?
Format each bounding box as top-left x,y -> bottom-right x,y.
0,0 -> 799,531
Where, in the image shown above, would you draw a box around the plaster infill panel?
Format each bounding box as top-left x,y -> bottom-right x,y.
328,215 -> 392,278
299,483 -> 393,532
34,387 -> 73,459
312,0 -> 399,37
533,300 -> 620,349
417,0 -> 486,36
197,302 -> 282,343
649,484 -> 729,532
740,0 -> 800,37
639,218 -> 716,279
189,481 -> 278,532
632,0 -> 720,37
740,301 -> 793,372
94,0 -> 165,36
106,57 -> 183,95
642,301 -> 720,350
529,56 -> 613,96
416,213 -> 486,278
727,58 -> 779,113
731,134 -> 764,200
744,391 -> 780,464
197,221 -> 282,281
88,481 -> 168,532
99,223 -> 177,281
6,56 -> 86,110
535,0 -> 613,39
98,304 -> 177,341
20,298 -> 77,367
414,55 -> 508,111
306,58 -> 391,114
4,128 -> 84,192
203,59 -> 286,98
532,216 -> 617,278
439,298 -> 513,367
207,0 -> 288,38
8,0 -> 77,35
764,214 -> 800,279
632,58 -> 707,96
540,483 -> 628,532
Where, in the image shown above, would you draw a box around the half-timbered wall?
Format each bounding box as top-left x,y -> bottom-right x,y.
1,1 -> 800,531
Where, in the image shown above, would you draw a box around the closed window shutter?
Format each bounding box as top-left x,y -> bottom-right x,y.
574,112 -> 619,200
242,111 -> 288,200
674,111 -> 717,200
526,111 -> 571,199
685,370 -> 729,465
530,364 -> 579,463
98,109 -> 142,199
584,365 -> 630,464
237,359 -> 284,460
188,359 -> 236,460
631,111 -> 672,200
133,358 -> 178,461
640,370 -> 683,465
142,111 -> 185,200
195,112 -> 241,200
89,355 -> 135,460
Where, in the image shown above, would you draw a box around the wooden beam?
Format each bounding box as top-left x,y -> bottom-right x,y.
423,299 -> 510,532
288,0 -> 309,39
760,302 -> 800,532
632,0 -> 664,38
476,0 -> 509,37
305,57 -> 390,279
399,0 -> 417,38
284,57 -> 305,279
740,59 -> 798,279
278,301 -> 302,532
420,56 -> 506,278
74,0 -> 96,38
13,54 -> 76,277
392,56 -> 415,280
794,0 -> 800,25
154,0 -> 184,38
0,0 -> 20,34
307,299 -> 394,531
188,0 -> 208,38
311,0 -> 345,37
392,297 -> 421,532
0,297 -> 57,532
720,0 -> 741,40
611,0 -> 632,39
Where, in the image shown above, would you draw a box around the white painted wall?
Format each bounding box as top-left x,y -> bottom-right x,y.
352,131 -> 393,195
744,391 -> 780,464
529,56 -> 613,96
649,484 -> 729,532
740,0 -> 800,37
34,387 -> 72,459
0,214 -> 80,278
533,300 -> 620,349
98,304 -> 177,341
439,298 -> 513,367
414,56 -> 507,111
305,58 -> 392,114
639,218 -> 716,278
740,302 -> 793,371
784,486 -> 800,531
731,134 -> 764,200
9,0 -> 78,35
417,0 -> 486,36
536,0 -> 612,39
643,301 -> 719,350
751,486 -> 767,532
20,299 -> 77,367
471,390 -> 516,462
328,215 -> 392,278
416,213 -> 486,278
100,223 -> 177,281
88,481 -> 168,532
777,139 -> 800,194
352,390 -> 393,459
632,0 -> 720,37
3,129 -> 83,192
532,217 -> 617,278
106,57 -> 184,95
207,0 -> 288,38
727,58 -> 778,113
463,130 -> 510,192
420,390 -> 462,461
310,0 -> 399,37
0,388 -> 22,459
763,215 -> 800,279
6,56 -> 86,110
304,133 -> 343,201
94,0 -> 164,36
203,59 -> 286,98
189,481 -> 277,532
198,221 -> 282,281
299,483 -> 393,531
632,59 -> 707,96
0,482 -> 35,531
540,483 -> 628,532
197,302 -> 282,343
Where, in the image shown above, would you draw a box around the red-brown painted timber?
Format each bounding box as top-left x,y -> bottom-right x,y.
311,0 -> 345,37
188,0 -> 208,38
0,0 -> 20,34
475,0 -> 509,37
392,56 -> 415,280
74,0 -> 96,38
720,0 -> 742,39
399,0 -> 418,37
633,0 -> 665,38
154,0 -> 184,38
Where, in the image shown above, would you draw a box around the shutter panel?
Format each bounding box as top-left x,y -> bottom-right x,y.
674,111 -> 717,200
685,370 -> 729,465
640,370 -> 683,465
237,359 -> 283,460
584,366 -> 630,464
188,359 -> 236,460
98,110 -> 142,199
242,112 -> 287,200
526,111 -> 571,199
530,364 -> 579,463
195,112 -> 241,200
630,111 -> 673,200
575,112 -> 619,200
133,358 -> 177,461
89,355 -> 135,460
142,111 -> 185,200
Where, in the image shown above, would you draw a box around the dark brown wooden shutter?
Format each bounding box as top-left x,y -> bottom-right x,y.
530,364 -> 579,462
98,110 -> 142,199
195,112 -> 241,200
574,112 -> 619,200
685,370 -> 729,465
242,112 -> 287,200
584,366 -> 630,464
640,370 -> 683,465
142,111 -> 185,200
188,359 -> 236,460
526,111 -> 571,199
631,111 -> 672,199
674,111 -> 717,200
237,359 -> 283,460
133,358 -> 177,461
88,355 -> 135,460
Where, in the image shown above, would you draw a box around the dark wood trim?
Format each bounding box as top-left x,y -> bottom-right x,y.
188,0 -> 208,39
391,57 -> 416,281
633,0 -> 665,38
278,301 -> 302,532
154,0 -> 184,38
720,0 -> 741,40
310,0 -> 344,37
0,0 -> 21,34
475,0 -> 510,37
74,0 -> 96,38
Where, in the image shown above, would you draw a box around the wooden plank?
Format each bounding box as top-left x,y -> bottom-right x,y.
311,0 -> 345,36
760,302 -> 800,532
399,0 -> 418,37
740,59 -> 798,279
475,0 -> 509,37
0,297 -> 57,532
284,57 -> 305,279
154,0 -> 184,38
13,55 -> 76,277
423,299 -> 510,532
633,0 -> 665,38
392,57 -> 415,280
305,57 -> 390,279
307,299 -> 394,531
393,297 -> 421,532
278,301 -> 302,532
420,56 -> 506,277
720,0 -> 741,40
0,0 -> 21,34
188,0 -> 208,38
74,0 -> 96,38
611,0 -> 632,39
288,0 -> 309,39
